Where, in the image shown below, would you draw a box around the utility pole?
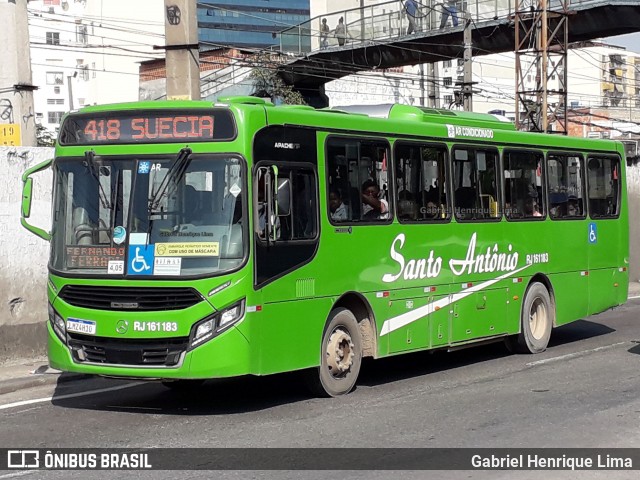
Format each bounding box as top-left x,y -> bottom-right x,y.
419,63 -> 425,107
461,9 -> 474,111
0,0 -> 36,146
514,0 -> 568,133
428,62 -> 440,108
163,0 -> 200,100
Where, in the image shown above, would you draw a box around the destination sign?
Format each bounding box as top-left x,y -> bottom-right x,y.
59,109 -> 236,145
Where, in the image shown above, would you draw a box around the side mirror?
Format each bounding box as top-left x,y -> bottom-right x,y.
276,177 -> 291,216
20,158 -> 53,241
21,177 -> 33,218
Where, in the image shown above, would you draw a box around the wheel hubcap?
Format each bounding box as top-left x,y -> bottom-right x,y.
529,297 -> 548,340
325,328 -> 354,378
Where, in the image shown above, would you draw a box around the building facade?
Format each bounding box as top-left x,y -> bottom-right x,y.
197,1 -> 310,49
28,0 -> 164,133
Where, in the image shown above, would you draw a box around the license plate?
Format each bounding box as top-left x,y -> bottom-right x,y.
66,318 -> 96,335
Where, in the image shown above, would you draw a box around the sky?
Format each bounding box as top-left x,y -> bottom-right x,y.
605,33 -> 640,53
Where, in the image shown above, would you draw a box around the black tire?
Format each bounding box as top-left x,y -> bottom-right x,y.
306,308 -> 362,397
507,282 -> 554,354
161,379 -> 205,391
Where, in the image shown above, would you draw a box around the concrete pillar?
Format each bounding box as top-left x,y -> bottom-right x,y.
164,0 -> 200,100
0,0 -> 36,146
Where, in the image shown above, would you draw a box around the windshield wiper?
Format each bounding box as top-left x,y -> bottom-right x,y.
84,150 -> 111,210
148,147 -> 192,213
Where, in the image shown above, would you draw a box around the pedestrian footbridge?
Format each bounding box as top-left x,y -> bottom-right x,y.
277,0 -> 640,105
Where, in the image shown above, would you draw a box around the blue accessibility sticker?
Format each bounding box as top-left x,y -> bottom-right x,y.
588,222 -> 597,244
127,245 -> 154,275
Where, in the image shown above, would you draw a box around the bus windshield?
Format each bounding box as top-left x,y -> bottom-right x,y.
51,154 -> 245,277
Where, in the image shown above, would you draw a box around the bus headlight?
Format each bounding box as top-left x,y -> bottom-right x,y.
188,300 -> 245,350
48,303 -> 66,343
218,301 -> 244,331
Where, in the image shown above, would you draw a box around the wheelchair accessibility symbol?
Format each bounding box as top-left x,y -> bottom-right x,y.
588,222 -> 597,244
127,245 -> 154,275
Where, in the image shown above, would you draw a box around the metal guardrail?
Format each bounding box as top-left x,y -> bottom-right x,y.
280,0 -> 587,55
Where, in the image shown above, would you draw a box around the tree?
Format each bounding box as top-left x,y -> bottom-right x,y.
249,54 -> 306,106
35,123 -> 56,147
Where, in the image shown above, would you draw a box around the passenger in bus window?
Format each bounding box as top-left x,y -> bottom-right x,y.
567,197 -> 580,217
329,188 -> 348,221
524,197 -> 542,217
361,179 -> 389,220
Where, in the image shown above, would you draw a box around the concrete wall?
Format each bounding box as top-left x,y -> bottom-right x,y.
0,146 -> 53,361
0,147 -> 638,362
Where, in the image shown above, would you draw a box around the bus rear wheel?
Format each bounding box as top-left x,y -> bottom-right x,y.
506,282 -> 553,354
307,308 -> 362,397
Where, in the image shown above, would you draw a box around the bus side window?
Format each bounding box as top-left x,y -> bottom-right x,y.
394,142 -> 448,222
587,156 -> 620,218
326,137 -> 391,223
504,150 -> 544,220
547,153 -> 585,219
453,147 -> 500,221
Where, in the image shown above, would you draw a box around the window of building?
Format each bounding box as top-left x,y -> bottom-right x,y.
48,111 -> 65,124
444,77 -> 452,87
54,86 -> 61,94
587,156 -> 620,218
46,32 -> 60,45
326,137 -> 391,223
547,153 -> 585,219
47,99 -> 64,105
444,95 -> 453,106
46,72 -> 64,85
76,24 -> 88,44
452,147 -> 500,221
504,150 -> 545,219
394,142 -> 449,222
78,65 -> 89,81
443,60 -> 452,68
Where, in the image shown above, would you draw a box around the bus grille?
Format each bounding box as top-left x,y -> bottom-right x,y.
58,285 -> 203,311
68,333 -> 189,366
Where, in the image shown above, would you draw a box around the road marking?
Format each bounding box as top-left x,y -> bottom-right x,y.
526,342 -> 628,367
0,472 -> 36,479
0,382 -> 144,412
628,295 -> 640,300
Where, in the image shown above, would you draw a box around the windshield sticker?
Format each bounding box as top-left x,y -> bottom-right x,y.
65,246 -> 125,269
229,184 -> 242,197
127,245 -> 154,275
129,233 -> 148,245
112,226 -> 126,245
138,161 -> 151,174
155,242 -> 219,257
107,260 -> 124,275
154,257 -> 181,276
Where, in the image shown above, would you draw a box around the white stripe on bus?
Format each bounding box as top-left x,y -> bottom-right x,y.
380,264 -> 531,336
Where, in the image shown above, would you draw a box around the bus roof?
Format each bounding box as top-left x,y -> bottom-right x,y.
63,96 -> 622,154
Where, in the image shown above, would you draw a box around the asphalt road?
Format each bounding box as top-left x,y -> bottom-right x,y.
1,298 -> 640,480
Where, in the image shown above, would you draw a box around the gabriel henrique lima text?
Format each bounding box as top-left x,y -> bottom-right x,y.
471,454 -> 632,470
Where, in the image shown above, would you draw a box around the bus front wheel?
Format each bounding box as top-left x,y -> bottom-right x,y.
307,308 -> 362,397
506,282 -> 553,354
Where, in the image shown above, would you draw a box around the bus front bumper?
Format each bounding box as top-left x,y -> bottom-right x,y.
47,322 -> 252,379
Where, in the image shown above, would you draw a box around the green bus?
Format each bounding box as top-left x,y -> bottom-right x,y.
21,96 -> 629,396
